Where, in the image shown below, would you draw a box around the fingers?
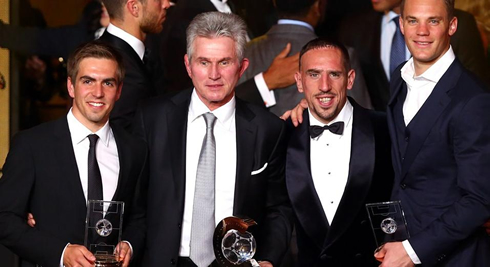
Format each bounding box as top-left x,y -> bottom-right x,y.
116,242 -> 132,267
27,213 -> 36,227
63,244 -> 96,267
374,244 -> 386,263
276,43 -> 292,59
280,110 -> 291,121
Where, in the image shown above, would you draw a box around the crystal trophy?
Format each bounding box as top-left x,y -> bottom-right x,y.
213,217 -> 260,267
365,201 -> 410,247
84,200 -> 124,267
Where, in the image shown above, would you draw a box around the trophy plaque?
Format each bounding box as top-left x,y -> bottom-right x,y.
213,217 -> 260,267
365,201 -> 410,247
85,200 -> 124,267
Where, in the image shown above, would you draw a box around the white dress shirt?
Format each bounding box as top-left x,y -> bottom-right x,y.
380,11 -> 411,80
309,100 -> 353,223
180,90 -> 237,256
254,19 -> 315,108
106,23 -> 145,61
399,47 -> 455,264
401,47 -> 455,125
60,109 -> 120,266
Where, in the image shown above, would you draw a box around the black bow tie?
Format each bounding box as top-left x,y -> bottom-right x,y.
309,122 -> 344,138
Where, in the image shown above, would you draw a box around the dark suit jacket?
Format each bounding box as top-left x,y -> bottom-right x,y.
387,59 -> 490,266
237,23 -> 372,115
339,9 -> 490,111
286,99 -> 393,266
0,117 -> 148,267
99,31 -> 156,130
132,90 -> 293,266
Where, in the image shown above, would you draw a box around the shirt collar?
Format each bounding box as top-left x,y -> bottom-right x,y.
107,23 -> 145,60
401,46 -> 455,83
277,19 -> 314,32
382,10 -> 400,26
308,98 -> 353,130
188,89 -> 236,131
209,0 -> 232,13
67,109 -> 113,147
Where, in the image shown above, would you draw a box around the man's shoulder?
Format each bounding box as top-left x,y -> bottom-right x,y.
237,99 -> 284,127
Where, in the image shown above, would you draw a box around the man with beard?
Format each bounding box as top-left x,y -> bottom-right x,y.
100,0 -> 171,130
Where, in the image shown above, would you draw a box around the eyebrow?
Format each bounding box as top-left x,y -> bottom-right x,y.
79,76 -> 117,83
196,57 -> 233,62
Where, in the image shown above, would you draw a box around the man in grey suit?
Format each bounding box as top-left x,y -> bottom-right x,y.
237,0 -> 372,116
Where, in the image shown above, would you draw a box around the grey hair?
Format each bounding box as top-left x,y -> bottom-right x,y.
186,11 -> 248,62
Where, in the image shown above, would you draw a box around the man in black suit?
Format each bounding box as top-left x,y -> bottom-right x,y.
375,0 -> 490,265
99,0 -> 171,129
285,38 -> 393,266
0,42 -> 147,267
338,0 -> 489,111
133,11 -> 292,267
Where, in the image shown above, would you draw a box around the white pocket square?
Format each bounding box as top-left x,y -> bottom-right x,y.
251,162 -> 268,175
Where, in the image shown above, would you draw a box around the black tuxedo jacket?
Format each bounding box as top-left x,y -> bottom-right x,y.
0,117 -> 148,267
132,90 -> 293,266
99,31 -> 156,130
387,59 -> 490,266
339,9 -> 489,111
286,99 -> 393,266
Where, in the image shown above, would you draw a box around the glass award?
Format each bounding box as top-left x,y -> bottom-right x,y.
213,217 -> 260,267
84,200 -> 124,267
365,201 -> 410,247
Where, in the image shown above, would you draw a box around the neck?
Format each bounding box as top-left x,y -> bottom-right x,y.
111,19 -> 145,42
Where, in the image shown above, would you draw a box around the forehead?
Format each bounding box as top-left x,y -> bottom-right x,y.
300,47 -> 344,70
77,57 -> 117,76
403,0 -> 448,17
191,36 -> 237,60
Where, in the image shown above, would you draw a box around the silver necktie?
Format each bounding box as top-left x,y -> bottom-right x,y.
190,113 -> 217,266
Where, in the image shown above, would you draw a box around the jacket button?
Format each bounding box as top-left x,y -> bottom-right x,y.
320,254 -> 329,261
355,253 -> 362,258
400,183 -> 407,189
178,223 -> 182,229
405,136 -> 409,141
171,259 -> 176,265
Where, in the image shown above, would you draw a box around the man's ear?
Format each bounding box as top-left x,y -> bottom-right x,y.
127,0 -> 139,17
67,77 -> 75,99
346,69 -> 355,90
184,54 -> 192,78
295,72 -> 303,93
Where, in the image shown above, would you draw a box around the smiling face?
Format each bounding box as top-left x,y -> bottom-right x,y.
184,36 -> 249,110
68,57 -> 122,132
295,47 -> 355,124
400,0 -> 457,74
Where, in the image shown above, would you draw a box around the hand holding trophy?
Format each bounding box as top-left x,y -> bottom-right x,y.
84,200 -> 125,266
214,217 -> 260,267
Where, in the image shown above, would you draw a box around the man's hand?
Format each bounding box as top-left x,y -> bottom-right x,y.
115,242 -> 132,267
63,244 -> 96,267
374,242 -> 414,267
258,260 -> 273,267
280,99 -> 308,126
27,213 -> 36,227
484,220 -> 490,235
263,43 -> 299,90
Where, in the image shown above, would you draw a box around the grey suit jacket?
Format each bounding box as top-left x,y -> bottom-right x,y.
238,23 -> 372,116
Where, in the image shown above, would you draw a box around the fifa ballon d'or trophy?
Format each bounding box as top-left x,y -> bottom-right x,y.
85,200 -> 125,267
214,217 -> 260,267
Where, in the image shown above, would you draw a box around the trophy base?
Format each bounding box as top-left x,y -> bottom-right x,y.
95,255 -> 122,267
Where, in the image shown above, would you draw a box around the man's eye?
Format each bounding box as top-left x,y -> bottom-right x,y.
104,81 -> 114,87
220,61 -> 229,66
309,73 -> 319,78
200,61 -> 209,66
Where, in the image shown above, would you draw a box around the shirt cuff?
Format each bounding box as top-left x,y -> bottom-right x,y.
254,73 -> 276,107
122,240 -> 133,259
402,240 -> 421,264
60,243 -> 70,266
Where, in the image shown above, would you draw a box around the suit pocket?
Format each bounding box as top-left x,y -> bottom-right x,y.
251,162 -> 268,175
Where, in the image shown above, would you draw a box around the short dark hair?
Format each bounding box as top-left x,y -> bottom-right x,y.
67,41 -> 125,84
273,0 -> 317,19
401,0 -> 455,19
299,38 -> 351,72
103,0 -> 148,20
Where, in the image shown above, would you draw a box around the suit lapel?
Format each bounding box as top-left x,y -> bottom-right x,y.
387,71 -> 406,175
399,61 -> 461,180
168,92 -> 191,199
286,112 -> 329,250
52,118 -> 87,211
233,100 -> 257,212
322,100 -> 376,251
111,126 -> 131,201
